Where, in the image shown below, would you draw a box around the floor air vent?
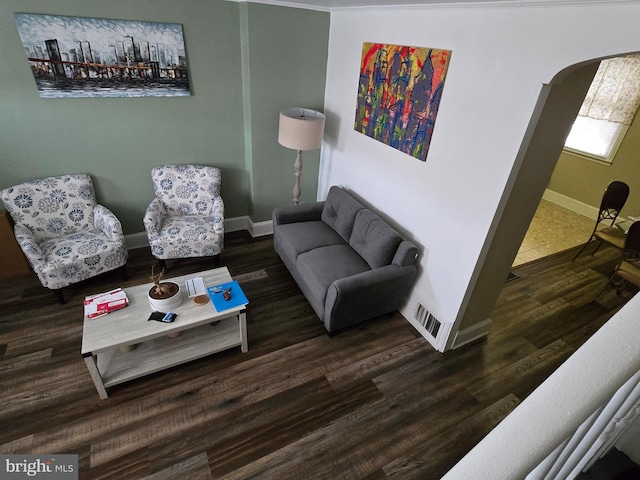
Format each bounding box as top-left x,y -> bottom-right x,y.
415,303 -> 442,339
506,271 -> 519,283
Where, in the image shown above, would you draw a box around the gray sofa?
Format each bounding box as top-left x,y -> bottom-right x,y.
272,186 -> 418,333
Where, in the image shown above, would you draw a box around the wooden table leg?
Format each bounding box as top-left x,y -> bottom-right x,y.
239,309 -> 248,353
83,353 -> 108,400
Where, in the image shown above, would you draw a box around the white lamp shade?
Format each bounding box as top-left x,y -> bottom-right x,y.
278,108 -> 326,151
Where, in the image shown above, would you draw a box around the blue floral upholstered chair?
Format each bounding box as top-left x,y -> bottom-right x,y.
143,165 -> 224,269
0,174 -> 128,304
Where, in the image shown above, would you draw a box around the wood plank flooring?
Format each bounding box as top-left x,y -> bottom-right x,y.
0,233 -> 632,479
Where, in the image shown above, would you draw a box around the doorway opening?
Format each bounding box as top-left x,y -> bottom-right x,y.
512,195 -> 594,267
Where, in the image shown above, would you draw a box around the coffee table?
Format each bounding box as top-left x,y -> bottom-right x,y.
81,266 -> 247,399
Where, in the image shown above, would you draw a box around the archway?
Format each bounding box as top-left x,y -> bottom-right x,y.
446,60 -> 603,350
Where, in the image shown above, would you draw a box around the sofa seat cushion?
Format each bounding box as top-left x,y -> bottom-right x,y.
276,221 -> 346,262
296,244 -> 371,315
349,210 -> 402,268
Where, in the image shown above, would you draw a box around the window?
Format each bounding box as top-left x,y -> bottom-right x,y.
564,55 -> 640,164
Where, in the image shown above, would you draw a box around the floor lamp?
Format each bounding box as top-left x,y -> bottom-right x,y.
278,107 -> 326,204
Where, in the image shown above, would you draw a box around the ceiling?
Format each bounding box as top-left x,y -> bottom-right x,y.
229,0 -> 639,12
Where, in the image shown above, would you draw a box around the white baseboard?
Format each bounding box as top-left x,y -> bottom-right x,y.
451,318 -> 491,350
249,220 -> 273,237
225,216 -> 273,237
224,216 -> 251,234
125,216 -> 273,250
542,189 -> 599,221
124,232 -> 149,250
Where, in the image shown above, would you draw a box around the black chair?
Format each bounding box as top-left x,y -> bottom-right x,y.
592,221 -> 640,302
573,181 -> 630,261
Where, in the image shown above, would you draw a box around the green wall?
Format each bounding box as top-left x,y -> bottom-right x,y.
0,0 -> 329,233
244,4 -> 329,219
549,109 -> 640,218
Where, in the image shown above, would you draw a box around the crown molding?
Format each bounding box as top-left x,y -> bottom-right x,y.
224,0 -> 330,12
224,0 -> 640,13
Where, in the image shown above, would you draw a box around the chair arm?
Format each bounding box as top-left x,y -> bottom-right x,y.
94,204 -> 124,242
143,198 -> 168,238
324,263 -> 417,332
13,224 -> 44,268
213,195 -> 225,235
272,201 -> 325,226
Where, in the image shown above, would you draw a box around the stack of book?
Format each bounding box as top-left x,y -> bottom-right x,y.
84,288 -> 129,318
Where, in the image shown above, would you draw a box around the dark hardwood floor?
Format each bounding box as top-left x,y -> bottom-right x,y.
0,233 -> 632,479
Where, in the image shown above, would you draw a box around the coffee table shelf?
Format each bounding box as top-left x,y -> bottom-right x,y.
81,267 -> 248,399
98,317 -> 241,388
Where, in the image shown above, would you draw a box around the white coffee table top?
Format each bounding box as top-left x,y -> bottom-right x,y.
82,267 -> 244,355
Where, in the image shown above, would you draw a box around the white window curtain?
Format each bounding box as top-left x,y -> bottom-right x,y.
579,54 -> 640,126
565,54 -> 640,162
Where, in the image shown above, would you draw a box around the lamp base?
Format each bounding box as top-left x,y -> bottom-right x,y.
293,149 -> 302,205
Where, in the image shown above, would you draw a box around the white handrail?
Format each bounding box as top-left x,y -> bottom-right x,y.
442,293 -> 640,480
528,371 -> 640,479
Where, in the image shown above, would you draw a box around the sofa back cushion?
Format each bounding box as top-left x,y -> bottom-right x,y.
321,186 -> 364,242
151,164 -> 221,217
349,209 -> 402,268
1,174 -> 96,242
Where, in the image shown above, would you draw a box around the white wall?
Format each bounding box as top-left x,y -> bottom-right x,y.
320,2 -> 640,347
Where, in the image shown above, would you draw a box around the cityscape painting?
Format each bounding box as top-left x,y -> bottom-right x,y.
14,13 -> 190,98
354,42 -> 451,162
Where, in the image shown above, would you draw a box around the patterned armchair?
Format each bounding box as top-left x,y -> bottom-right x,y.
143,165 -> 224,268
0,174 -> 128,304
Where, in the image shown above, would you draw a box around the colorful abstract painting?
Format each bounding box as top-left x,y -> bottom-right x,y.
354,43 -> 451,161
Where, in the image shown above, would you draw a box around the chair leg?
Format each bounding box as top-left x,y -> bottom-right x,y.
120,265 -> 128,281
158,259 -> 167,271
573,235 -> 595,261
591,282 -> 609,303
573,243 -> 589,261
54,289 -> 66,305
214,254 -> 220,267
591,240 -> 604,257
614,278 -> 629,297
592,272 -> 620,303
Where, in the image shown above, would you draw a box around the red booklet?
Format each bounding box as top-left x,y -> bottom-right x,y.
84,288 -> 129,318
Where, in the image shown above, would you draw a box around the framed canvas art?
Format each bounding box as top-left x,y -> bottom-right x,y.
14,13 -> 190,98
355,42 -> 451,161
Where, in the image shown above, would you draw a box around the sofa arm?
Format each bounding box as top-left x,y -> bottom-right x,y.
94,204 -> 124,242
272,201 -> 325,226
324,263 -> 417,332
393,240 -> 419,267
13,224 -> 44,268
144,198 -> 168,238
